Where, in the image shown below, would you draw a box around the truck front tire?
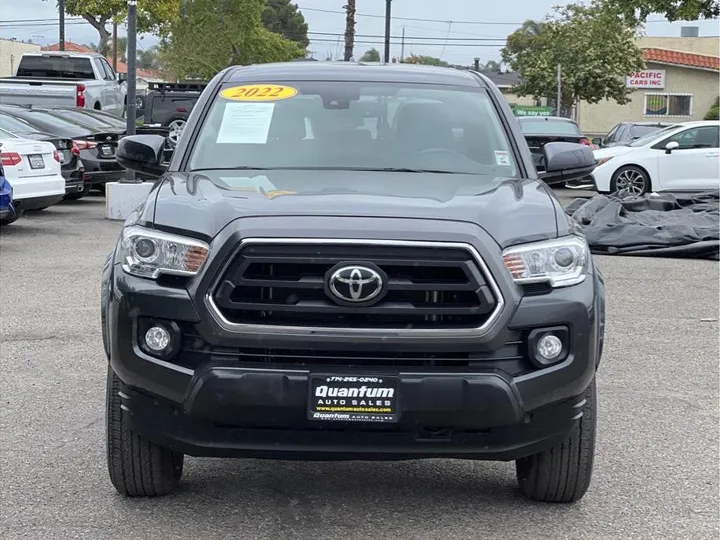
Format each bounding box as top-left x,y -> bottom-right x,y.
515,379 -> 597,503
106,366 -> 184,497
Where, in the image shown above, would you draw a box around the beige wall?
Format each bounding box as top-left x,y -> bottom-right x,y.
636,36 -> 719,57
576,62 -> 720,136
499,90 -> 538,107
0,39 -> 41,77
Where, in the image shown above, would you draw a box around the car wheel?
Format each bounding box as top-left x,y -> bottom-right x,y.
106,366 -> 184,497
0,210 -> 22,225
166,118 -> 187,148
515,379 -> 596,503
610,166 -> 651,196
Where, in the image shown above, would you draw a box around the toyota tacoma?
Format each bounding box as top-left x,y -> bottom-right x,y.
102,62 -> 605,503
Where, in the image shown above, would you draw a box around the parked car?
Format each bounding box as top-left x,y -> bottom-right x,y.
0,52 -> 126,117
0,163 -> 20,225
0,105 -> 125,195
592,120 -> 720,195
516,116 -> 593,189
143,81 -> 207,147
592,121 -> 675,148
41,106 -> 127,133
0,132 -> 65,213
0,113 -> 84,198
105,63 -> 604,503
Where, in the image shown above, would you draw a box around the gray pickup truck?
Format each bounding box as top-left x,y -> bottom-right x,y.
0,52 -> 127,118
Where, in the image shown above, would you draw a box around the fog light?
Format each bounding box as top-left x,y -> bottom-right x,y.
144,325 -> 171,352
536,334 -> 563,362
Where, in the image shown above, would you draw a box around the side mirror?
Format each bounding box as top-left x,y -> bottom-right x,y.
665,141 -> 680,154
116,135 -> 168,177
591,137 -> 602,146
538,142 -> 596,185
117,72 -> 128,84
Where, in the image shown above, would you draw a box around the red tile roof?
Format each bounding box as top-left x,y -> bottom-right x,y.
642,48 -> 720,71
41,42 -> 163,79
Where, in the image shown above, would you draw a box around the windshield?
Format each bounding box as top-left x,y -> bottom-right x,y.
188,81 -> 518,177
0,114 -> 37,136
0,110 -> 89,137
0,127 -> 18,139
519,119 -> 581,136
628,124 -> 678,147
629,125 -> 666,139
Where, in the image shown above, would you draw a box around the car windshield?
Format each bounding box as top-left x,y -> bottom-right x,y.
629,125 -> 666,139
518,119 -> 581,136
188,81 -> 518,177
0,110 -> 90,137
0,127 -> 18,138
627,125 -> 678,147
0,114 -> 37,136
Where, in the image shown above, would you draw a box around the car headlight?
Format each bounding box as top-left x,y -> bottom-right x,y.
121,226 -> 210,279
595,157 -> 613,167
502,236 -> 589,288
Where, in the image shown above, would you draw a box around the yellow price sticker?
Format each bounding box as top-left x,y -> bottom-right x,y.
220,84 -> 298,102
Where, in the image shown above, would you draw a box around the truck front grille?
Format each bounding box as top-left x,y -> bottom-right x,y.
210,242 -> 500,330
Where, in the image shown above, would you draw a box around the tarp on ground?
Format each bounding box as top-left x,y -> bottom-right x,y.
565,190 -> 719,260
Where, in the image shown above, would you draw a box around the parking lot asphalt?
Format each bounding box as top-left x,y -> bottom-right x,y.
1,192 -> 718,540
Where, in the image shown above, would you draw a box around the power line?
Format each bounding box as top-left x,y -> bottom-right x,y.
308,31 -> 504,41
309,38 -> 505,47
296,6 -> 672,25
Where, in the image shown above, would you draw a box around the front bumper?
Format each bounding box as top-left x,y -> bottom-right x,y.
105,222 -> 604,461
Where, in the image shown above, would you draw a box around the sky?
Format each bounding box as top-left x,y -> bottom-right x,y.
1,0 -> 718,65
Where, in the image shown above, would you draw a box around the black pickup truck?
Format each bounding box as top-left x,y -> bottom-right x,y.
142,81 -> 207,148
103,63 -> 605,503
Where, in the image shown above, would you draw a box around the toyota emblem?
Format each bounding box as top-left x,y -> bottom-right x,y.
327,265 -> 385,304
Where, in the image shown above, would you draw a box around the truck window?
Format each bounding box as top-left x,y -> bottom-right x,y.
16,55 -> 95,79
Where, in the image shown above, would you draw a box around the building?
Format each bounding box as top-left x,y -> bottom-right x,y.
483,71 -> 540,109
576,35 -> 720,136
0,38 -> 42,77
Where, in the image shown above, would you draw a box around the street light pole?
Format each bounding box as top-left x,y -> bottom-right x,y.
123,0 -> 139,183
59,0 -> 65,50
384,0 -> 392,63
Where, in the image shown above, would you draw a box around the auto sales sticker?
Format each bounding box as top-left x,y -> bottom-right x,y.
220,84 -> 298,102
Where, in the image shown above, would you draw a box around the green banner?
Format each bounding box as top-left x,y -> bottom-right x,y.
513,105 -> 553,117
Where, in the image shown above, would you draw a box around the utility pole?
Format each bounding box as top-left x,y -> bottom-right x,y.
556,63 -> 562,117
383,0 -> 392,63
123,0 -> 138,183
343,0 -> 356,61
112,22 -> 118,71
58,0 -> 65,50
400,25 -> 405,62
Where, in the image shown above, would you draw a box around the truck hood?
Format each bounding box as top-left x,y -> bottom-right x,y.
149,170 -> 563,247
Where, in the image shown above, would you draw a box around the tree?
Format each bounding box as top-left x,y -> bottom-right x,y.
44,0 -> 179,53
604,0 -> 719,23
262,0 -> 309,48
360,48 -> 381,62
160,0 -> 303,80
138,47 -> 161,71
403,55 -> 449,67
705,96 -> 720,120
501,2 -> 645,111
483,60 -> 501,72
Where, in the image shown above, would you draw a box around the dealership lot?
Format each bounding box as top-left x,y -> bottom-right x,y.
1,194 -> 718,540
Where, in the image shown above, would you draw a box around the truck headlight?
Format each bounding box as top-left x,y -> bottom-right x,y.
502,236 -> 589,288
121,226 -> 209,279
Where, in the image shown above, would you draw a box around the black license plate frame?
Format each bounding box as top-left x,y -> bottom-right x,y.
28,154 -> 45,169
99,144 -> 114,157
308,375 -> 400,423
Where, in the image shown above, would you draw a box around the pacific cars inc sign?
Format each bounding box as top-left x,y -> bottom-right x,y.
626,70 -> 666,89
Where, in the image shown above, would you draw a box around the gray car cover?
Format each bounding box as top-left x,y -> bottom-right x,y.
565,191 -> 719,260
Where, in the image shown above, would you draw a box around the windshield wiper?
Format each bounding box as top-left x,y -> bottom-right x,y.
189,166 -> 463,174
190,166 -> 272,172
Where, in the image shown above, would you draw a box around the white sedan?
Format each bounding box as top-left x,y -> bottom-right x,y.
591,120 -> 719,196
0,127 -> 65,212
